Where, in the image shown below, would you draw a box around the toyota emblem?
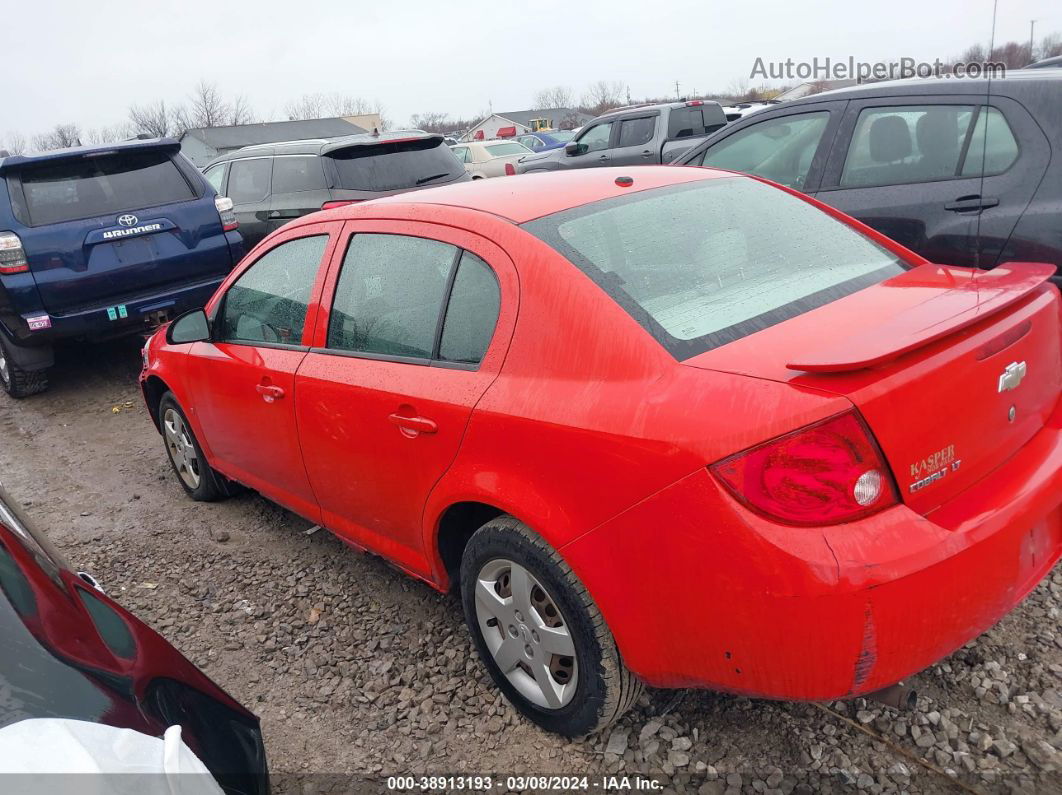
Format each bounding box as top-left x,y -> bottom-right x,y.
117,214 -> 138,227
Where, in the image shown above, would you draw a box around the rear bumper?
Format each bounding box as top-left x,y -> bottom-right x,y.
562,400 -> 1062,699
4,277 -> 223,349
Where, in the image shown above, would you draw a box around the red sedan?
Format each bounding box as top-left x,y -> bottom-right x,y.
140,167 -> 1062,736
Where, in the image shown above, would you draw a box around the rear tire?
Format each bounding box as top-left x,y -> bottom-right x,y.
0,335 -> 48,398
158,392 -> 227,501
460,516 -> 642,736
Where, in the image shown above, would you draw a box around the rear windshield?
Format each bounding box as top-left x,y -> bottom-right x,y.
14,150 -> 196,226
485,143 -> 529,158
523,178 -> 905,360
328,138 -> 464,191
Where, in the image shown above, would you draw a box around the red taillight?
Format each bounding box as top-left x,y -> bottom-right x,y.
504,163 -> 516,176
0,232 -> 28,274
322,200 -> 363,210
686,100 -> 704,106
214,196 -> 238,232
710,410 -> 898,526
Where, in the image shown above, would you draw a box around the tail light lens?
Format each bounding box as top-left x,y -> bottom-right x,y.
504,163 -> 516,176
0,232 -> 28,274
322,200 -> 363,210
214,196 -> 238,232
710,410 -> 898,526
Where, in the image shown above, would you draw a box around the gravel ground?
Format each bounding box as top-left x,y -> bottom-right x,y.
1,339 -> 1060,794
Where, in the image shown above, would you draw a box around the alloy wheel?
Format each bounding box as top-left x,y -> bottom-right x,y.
0,349 -> 9,387
163,408 -> 201,490
474,558 -> 578,709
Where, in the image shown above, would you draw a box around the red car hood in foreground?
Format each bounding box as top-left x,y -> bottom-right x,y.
686,262 -> 1061,515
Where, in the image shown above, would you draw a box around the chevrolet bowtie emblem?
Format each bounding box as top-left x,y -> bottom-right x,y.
998,361 -> 1027,393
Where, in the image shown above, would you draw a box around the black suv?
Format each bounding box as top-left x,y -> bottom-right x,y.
677,71 -> 1062,283
203,132 -> 470,248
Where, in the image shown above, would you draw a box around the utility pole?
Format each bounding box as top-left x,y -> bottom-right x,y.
626,85 -> 631,105
675,80 -> 681,100
1029,20 -> 1036,64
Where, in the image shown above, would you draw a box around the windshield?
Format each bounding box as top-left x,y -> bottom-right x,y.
523,178 -> 905,360
328,138 -> 464,191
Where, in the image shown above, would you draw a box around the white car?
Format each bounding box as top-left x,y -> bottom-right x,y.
450,141 -> 533,179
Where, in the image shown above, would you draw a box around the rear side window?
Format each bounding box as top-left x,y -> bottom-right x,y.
523,178 -> 904,360
485,143 -> 529,157
668,107 -> 726,139
840,105 -> 1018,188
271,156 -> 326,193
328,138 -> 464,191
227,158 -> 272,204
699,112 -> 829,189
439,252 -> 500,364
15,150 -> 196,226
218,235 -> 327,345
328,234 -> 457,358
618,117 -> 656,147
204,164 -> 226,194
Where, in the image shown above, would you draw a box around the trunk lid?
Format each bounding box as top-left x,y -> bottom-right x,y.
686,263 -> 1061,514
7,145 -> 229,316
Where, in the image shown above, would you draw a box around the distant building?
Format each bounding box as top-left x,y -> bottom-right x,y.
180,117 -> 368,167
461,108 -> 593,142
343,113 -> 384,133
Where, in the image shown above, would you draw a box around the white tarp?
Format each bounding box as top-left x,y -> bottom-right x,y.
0,718 -> 224,795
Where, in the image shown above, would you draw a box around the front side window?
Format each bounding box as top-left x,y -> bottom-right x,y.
204,164 -> 226,194
218,235 -> 327,345
618,117 -> 656,148
452,147 -> 470,163
17,150 -> 196,226
577,122 -> 614,152
524,178 -> 904,360
226,158 -> 272,204
699,112 -> 829,189
328,235 -> 457,358
270,156 -> 326,193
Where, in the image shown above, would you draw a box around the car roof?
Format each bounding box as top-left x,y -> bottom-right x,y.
783,70 -> 1062,103
340,166 -> 735,224
0,137 -> 181,174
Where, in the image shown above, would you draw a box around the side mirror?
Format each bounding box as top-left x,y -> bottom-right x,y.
564,141 -> 585,156
166,309 -> 210,344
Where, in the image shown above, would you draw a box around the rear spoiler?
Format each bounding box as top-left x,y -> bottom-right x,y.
0,138 -> 181,174
787,262 -> 1058,373
321,133 -> 443,156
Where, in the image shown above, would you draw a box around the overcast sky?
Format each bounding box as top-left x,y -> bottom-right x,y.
6,0 -> 1060,139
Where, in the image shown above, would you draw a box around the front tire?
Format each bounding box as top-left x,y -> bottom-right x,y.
0,335 -> 48,398
460,516 -> 642,736
158,392 -> 226,501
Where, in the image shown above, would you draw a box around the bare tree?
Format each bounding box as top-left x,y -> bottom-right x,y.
32,124 -> 82,151
129,100 -> 174,138
580,80 -> 625,115
175,80 -> 230,132
533,85 -> 575,109
228,94 -> 255,126
83,124 -> 133,145
285,93 -> 385,123
1,132 -> 27,155
409,112 -> 451,132
1042,33 -> 1062,59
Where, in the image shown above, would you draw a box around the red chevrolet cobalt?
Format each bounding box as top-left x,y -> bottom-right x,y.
140,167 -> 1061,736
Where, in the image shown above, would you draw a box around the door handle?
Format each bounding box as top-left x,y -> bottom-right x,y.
945,195 -> 1000,212
255,383 -> 285,402
387,413 -> 438,435
598,154 -> 609,160
641,150 -> 653,158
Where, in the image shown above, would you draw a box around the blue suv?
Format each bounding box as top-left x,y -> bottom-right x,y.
0,138 -> 244,396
